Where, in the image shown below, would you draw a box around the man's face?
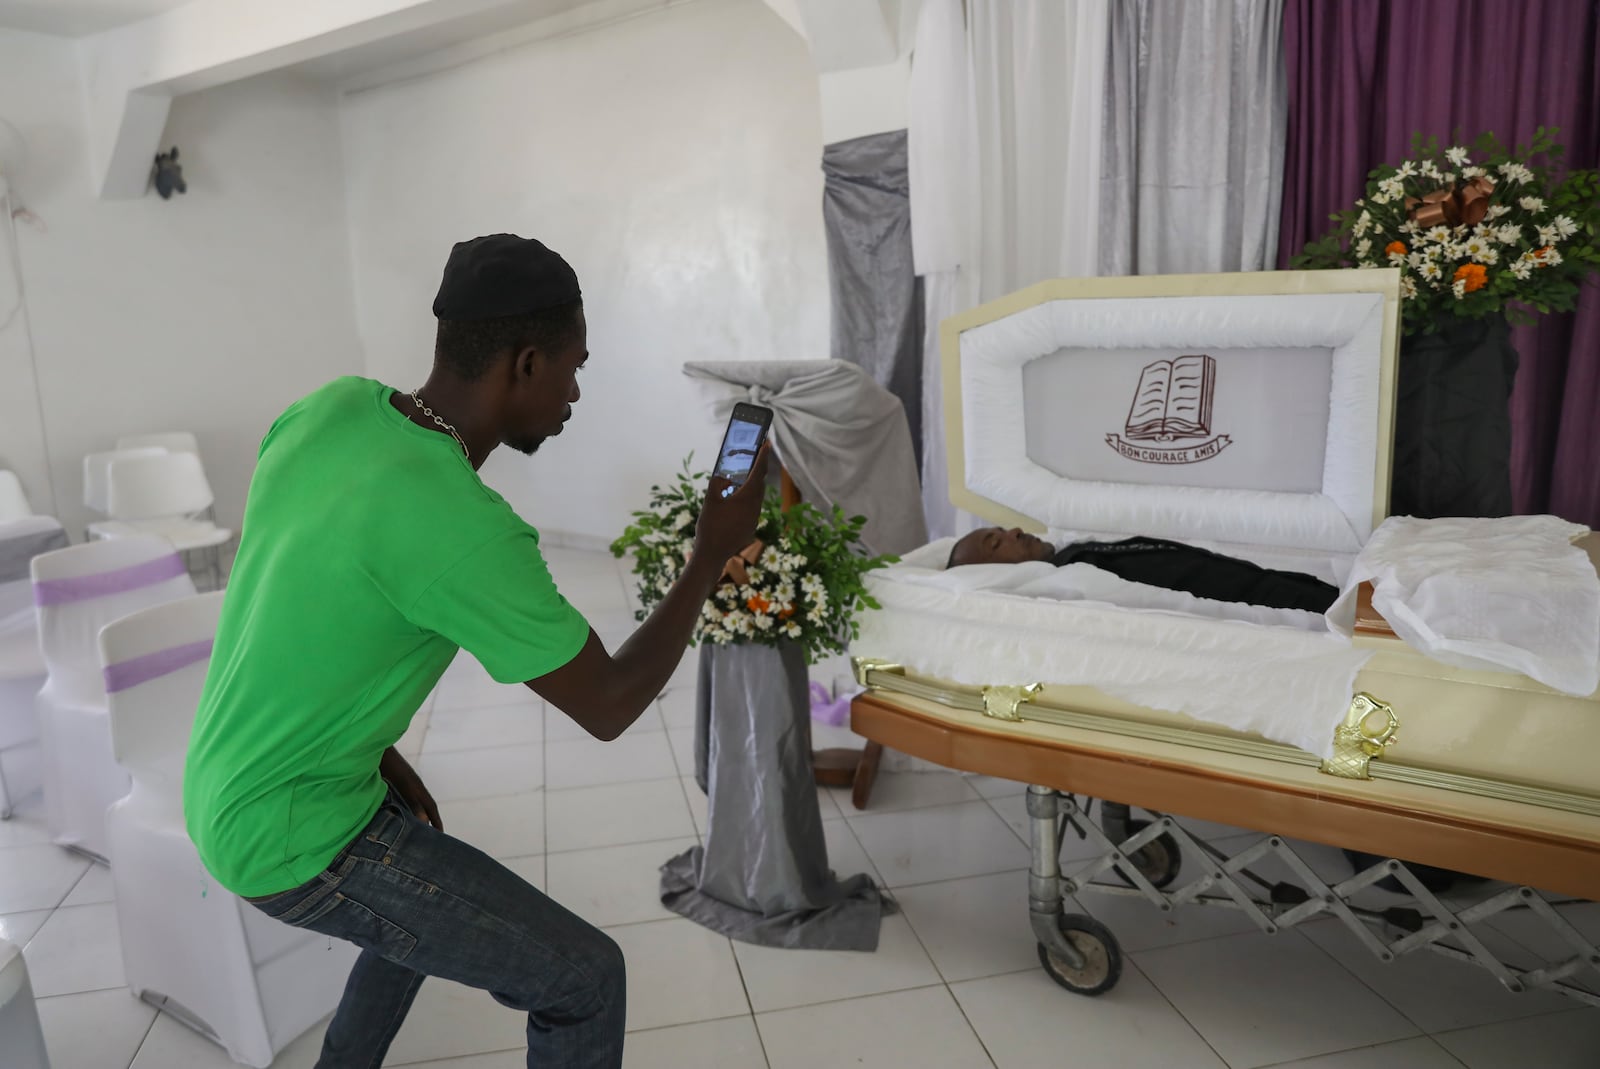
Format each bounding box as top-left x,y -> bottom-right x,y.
950,526 -> 1053,567
505,308 -> 588,456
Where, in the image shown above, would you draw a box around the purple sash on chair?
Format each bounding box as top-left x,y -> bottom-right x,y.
103,640 -> 214,694
34,554 -> 187,607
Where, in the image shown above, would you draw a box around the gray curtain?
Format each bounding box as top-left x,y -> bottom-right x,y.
659,641 -> 891,951
1099,0 -> 1287,275
822,130 -> 925,469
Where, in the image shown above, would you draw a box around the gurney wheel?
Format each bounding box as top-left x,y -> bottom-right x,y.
1117,820 -> 1182,890
1038,915 -> 1122,997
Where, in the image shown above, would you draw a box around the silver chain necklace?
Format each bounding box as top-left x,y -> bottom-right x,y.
410,390 -> 469,458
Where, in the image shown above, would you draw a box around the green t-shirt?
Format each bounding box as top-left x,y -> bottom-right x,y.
184,377 -> 589,897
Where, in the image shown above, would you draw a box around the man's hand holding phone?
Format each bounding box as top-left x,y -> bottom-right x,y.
696,442 -> 771,564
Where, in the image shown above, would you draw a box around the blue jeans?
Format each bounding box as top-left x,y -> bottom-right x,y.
247,788 -> 626,1068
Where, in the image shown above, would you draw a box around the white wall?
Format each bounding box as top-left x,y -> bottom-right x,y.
0,33 -> 365,538
340,0 -> 830,544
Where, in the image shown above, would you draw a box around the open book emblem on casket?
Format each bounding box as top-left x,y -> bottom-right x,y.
1106,354 -> 1233,464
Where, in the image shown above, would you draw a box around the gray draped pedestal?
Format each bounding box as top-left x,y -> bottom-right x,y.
659,641 -> 892,951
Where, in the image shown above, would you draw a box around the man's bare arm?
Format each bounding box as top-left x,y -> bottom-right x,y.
525,445 -> 770,740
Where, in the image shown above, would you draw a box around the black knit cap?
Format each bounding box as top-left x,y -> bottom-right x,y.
431,234 -> 581,320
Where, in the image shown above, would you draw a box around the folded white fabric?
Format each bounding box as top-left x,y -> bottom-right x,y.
864,540 -> 1372,758
1328,516 -> 1600,695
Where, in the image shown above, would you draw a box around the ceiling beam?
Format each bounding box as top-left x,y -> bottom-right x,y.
80,0 -> 532,198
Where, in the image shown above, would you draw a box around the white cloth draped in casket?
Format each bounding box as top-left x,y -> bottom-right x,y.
863,538 -> 1372,760
1329,515 -> 1600,696
682,360 -> 928,558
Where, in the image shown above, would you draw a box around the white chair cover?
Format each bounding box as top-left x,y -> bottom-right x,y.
102,592 -> 356,1068
31,535 -> 195,860
0,937 -> 51,1069
0,471 -> 32,524
0,517 -> 68,819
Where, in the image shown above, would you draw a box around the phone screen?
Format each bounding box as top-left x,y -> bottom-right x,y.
712,405 -> 772,493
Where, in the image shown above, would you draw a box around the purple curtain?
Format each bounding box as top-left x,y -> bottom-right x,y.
1277,0 -> 1600,526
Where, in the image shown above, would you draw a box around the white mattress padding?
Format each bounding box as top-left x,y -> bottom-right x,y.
1328,516 -> 1600,696
862,540 -> 1372,759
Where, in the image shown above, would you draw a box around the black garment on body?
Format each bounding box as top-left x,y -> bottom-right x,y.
1050,536 -> 1338,614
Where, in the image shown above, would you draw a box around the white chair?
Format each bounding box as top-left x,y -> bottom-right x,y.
83,447 -> 167,517
88,453 -> 232,590
0,937 -> 51,1069
32,535 -> 195,861
102,592 -> 356,1068
0,471 -> 32,523
116,431 -> 200,456
0,517 -> 69,820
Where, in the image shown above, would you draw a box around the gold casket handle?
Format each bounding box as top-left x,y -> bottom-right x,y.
982,683 -> 1044,722
1319,693 -> 1399,780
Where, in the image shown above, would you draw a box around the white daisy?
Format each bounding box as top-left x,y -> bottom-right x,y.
1400,275 -> 1418,299
1537,224 -> 1559,246
1420,159 -> 1441,179
1445,145 -> 1469,167
1511,259 -> 1534,280
784,622 -> 801,638
1541,247 -> 1564,267
1424,225 -> 1452,245
1497,162 -> 1534,185
1371,192 -> 1391,205
1473,246 -> 1499,265
1519,195 -> 1546,213
1462,165 -> 1486,179
1407,251 -> 1427,270
1420,261 -> 1443,282
1554,214 -> 1578,238
1487,204 -> 1512,219
1378,176 -> 1405,199
1452,279 -> 1467,299
1495,224 -> 1522,245
1355,237 -> 1372,260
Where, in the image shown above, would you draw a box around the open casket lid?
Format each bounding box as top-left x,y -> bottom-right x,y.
942,270 -> 1402,555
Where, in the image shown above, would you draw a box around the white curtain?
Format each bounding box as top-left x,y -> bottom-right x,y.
1098,0 -> 1286,275
909,0 -> 1110,539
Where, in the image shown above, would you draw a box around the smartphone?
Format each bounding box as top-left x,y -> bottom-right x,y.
711,402 -> 773,496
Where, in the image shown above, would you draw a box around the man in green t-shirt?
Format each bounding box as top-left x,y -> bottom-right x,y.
184,234 -> 767,1068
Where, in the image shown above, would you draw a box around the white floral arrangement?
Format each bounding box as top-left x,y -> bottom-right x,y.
610,459 -> 896,663
1295,129 -> 1599,333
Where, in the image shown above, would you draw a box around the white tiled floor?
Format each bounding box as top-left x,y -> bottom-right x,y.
4,545 -> 1598,1067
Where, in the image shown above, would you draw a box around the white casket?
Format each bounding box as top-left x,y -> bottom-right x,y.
849,270 -> 1600,903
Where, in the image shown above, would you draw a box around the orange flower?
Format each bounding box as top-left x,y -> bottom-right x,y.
1453,263 -> 1488,292
747,594 -> 771,614
1385,241 -> 1407,257
1534,246 -> 1555,266
778,606 -> 796,619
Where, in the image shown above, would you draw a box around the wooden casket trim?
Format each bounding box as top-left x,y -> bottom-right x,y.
852,691 -> 1600,902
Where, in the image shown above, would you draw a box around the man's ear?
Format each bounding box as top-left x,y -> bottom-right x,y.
512,345 -> 541,380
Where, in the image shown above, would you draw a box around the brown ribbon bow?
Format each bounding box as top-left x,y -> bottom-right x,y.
1405,175 -> 1496,229
720,539 -> 765,588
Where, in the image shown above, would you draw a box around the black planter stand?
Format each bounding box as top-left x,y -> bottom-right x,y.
1390,316 -> 1519,518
